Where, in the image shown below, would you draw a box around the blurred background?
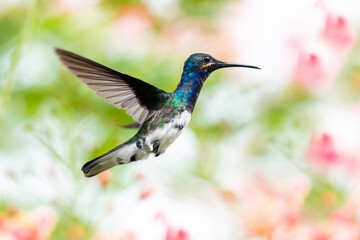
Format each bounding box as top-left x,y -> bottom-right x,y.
1,0 -> 360,239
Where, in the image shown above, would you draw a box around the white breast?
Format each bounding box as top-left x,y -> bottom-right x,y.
145,110 -> 192,154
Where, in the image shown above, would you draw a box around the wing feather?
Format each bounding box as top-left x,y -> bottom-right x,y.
56,48 -> 169,124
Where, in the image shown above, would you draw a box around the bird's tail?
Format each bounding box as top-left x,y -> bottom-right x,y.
81,138 -> 147,177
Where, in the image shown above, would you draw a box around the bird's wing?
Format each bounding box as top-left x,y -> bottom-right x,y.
56,48 -> 168,124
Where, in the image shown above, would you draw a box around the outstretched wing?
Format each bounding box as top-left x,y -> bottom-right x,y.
56,48 -> 168,124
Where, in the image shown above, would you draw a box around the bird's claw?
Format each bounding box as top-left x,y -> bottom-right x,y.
152,140 -> 160,155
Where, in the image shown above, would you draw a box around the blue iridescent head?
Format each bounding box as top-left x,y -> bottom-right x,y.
176,53 -> 260,108
183,53 -> 260,76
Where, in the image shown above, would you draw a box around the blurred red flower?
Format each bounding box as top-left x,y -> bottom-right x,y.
323,14 -> 354,49
165,227 -> 190,240
295,52 -> 326,87
96,171 -> 113,187
308,133 -> 340,168
155,212 -> 191,240
139,184 -> 154,199
307,132 -> 360,174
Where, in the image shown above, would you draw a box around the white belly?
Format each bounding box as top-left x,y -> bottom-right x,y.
145,110 -> 191,154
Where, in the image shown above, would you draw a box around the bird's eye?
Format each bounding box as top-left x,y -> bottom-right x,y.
204,56 -> 211,63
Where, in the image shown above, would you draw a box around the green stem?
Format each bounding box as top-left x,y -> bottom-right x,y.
34,133 -> 73,170
0,0 -> 42,122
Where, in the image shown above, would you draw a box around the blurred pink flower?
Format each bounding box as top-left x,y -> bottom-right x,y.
134,172 -> 155,199
290,5 -> 355,92
237,175 -> 308,237
295,51 -> 326,87
92,230 -> 137,240
273,215 -> 360,240
323,13 -> 354,49
165,228 -> 190,240
307,132 -> 360,174
32,208 -> 57,240
0,206 -> 57,240
155,212 -> 191,240
307,133 -> 340,169
139,184 -> 154,199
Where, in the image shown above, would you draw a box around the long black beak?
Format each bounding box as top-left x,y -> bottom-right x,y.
214,60 -> 261,70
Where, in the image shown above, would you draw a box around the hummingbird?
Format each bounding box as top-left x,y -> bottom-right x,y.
55,49 -> 260,177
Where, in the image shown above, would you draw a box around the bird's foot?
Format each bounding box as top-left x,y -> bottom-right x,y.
175,124 -> 184,130
152,140 -> 160,155
136,139 -> 143,149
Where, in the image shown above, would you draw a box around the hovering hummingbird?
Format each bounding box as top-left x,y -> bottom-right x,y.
55,49 -> 260,177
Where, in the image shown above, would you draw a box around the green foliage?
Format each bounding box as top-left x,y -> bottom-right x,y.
51,212 -> 93,240
304,179 -> 346,218
179,0 -> 231,20
101,0 -> 142,9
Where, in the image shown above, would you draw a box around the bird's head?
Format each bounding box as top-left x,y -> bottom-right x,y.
183,53 -> 260,75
